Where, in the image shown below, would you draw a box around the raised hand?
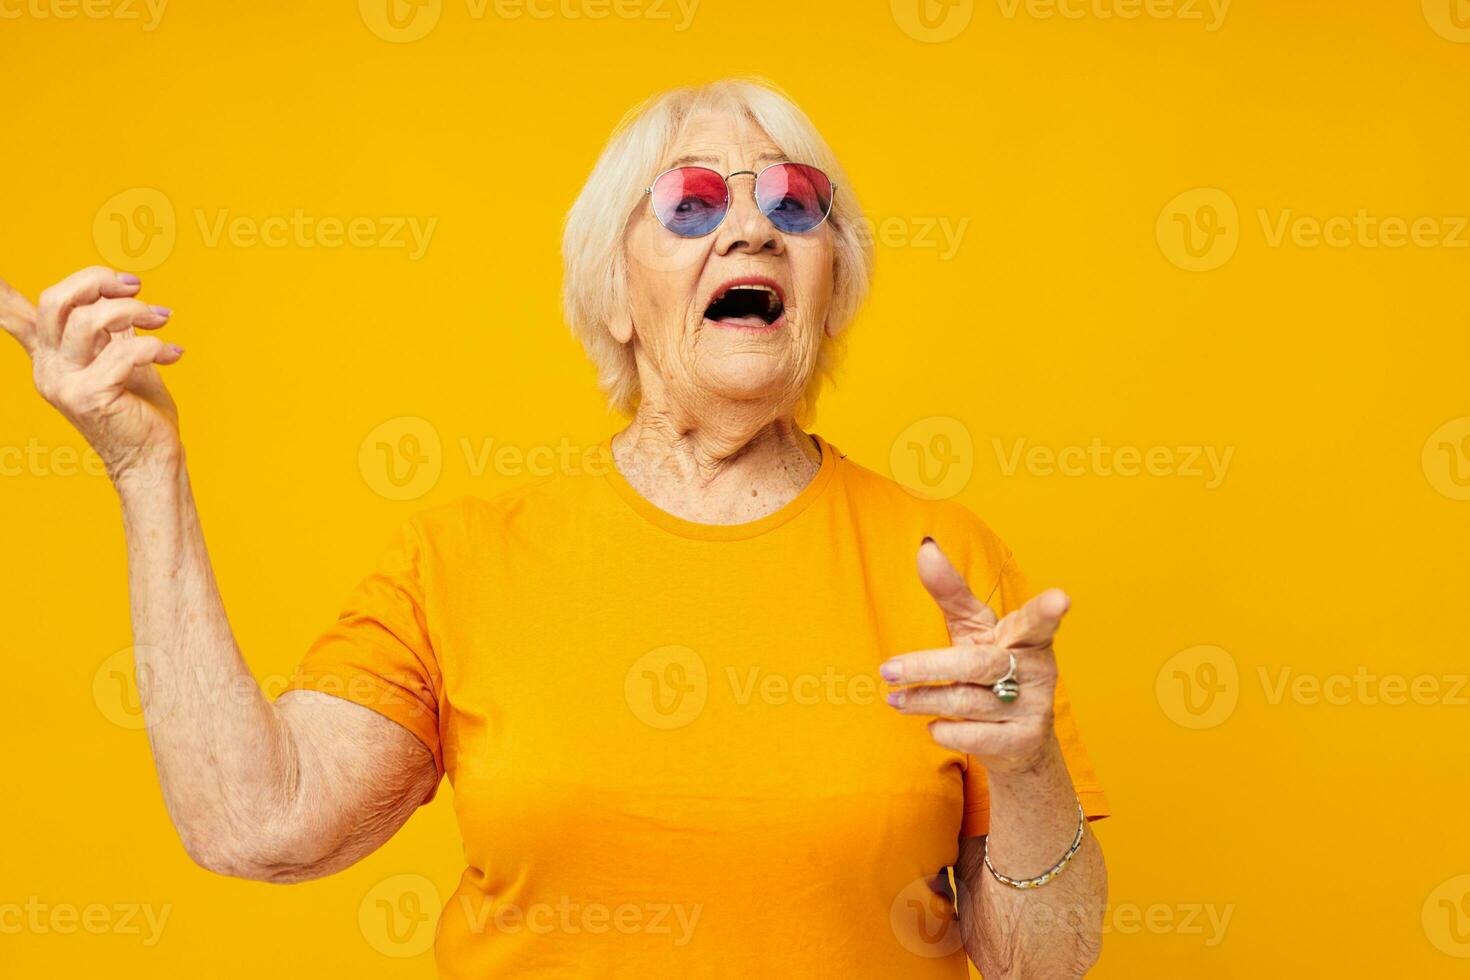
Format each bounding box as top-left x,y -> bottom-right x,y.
1,267 -> 183,486
881,538 -> 1070,775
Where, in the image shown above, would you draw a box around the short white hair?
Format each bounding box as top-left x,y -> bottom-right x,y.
561,77 -> 874,418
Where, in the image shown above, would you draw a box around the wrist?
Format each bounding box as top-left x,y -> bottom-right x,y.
981,737 -> 1087,884
113,442 -> 185,500
986,733 -> 1066,790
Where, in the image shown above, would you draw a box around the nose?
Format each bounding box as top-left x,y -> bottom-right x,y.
713,172 -> 783,256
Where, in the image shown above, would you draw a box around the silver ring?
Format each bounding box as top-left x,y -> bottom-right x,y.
990,651 -> 1019,703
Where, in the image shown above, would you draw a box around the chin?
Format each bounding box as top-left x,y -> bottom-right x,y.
695,354 -> 804,403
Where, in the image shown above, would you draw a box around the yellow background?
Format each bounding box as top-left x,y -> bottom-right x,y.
3,0 -> 1468,976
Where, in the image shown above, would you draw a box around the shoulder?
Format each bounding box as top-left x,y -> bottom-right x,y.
386,469 -> 576,551
830,441 -> 1013,575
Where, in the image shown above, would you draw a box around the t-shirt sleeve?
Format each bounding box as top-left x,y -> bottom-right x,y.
282,517 -> 444,785
959,547 -> 1110,838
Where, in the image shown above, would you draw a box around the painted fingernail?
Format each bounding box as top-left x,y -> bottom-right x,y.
879,660 -> 902,683
150,305 -> 172,317
118,273 -> 141,285
886,691 -> 904,707
921,536 -> 934,546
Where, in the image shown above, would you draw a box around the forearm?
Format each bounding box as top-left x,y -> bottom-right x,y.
6,266 -> 413,880
118,448 -> 306,874
957,738 -> 1107,979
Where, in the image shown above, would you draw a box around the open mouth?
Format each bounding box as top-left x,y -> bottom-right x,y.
703,280 -> 785,329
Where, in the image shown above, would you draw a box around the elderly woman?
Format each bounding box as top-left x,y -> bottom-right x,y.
1,78 -> 1107,978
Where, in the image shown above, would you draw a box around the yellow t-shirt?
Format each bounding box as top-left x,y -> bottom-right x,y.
286,433 -> 1108,978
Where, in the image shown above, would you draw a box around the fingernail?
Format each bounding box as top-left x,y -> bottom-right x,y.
879,660 -> 902,683
168,344 -> 185,355
118,273 -> 141,285
921,536 -> 934,546
886,690 -> 904,707
150,305 -> 172,317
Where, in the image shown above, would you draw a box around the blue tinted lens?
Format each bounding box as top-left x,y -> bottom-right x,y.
650,168 -> 730,238
756,163 -> 833,234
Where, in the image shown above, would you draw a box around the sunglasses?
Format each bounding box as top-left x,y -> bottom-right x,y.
645,162 -> 836,238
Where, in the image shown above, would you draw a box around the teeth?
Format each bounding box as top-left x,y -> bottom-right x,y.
718,284 -> 782,317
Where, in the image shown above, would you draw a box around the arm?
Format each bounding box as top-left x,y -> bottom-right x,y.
883,539 -> 1108,977
954,741 -> 1107,978
123,456 -> 437,882
3,267 -> 437,883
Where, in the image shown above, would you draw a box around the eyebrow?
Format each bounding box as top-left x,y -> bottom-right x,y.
665,150 -> 790,170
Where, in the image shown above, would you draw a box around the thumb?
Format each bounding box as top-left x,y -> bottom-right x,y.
917,537 -> 998,643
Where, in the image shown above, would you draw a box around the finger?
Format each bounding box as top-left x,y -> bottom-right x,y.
86,335 -> 184,388
995,589 -> 1071,650
60,299 -> 171,365
880,643 -> 1011,686
35,267 -> 142,348
917,537 -> 998,643
928,719 -> 1013,756
0,278 -> 38,354
887,682 -> 1013,721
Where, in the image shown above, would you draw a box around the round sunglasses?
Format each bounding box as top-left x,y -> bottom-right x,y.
645,162 -> 836,238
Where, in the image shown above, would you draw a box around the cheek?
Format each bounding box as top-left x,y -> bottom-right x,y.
789,239 -> 837,333
624,225 -> 711,345
626,219 -> 705,309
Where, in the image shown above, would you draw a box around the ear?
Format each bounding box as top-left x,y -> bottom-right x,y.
609,309 -> 634,345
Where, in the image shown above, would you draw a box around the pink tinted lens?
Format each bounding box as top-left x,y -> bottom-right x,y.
650,167 -> 730,237
755,164 -> 833,233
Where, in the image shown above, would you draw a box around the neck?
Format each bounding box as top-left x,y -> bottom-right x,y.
611,400 -> 822,526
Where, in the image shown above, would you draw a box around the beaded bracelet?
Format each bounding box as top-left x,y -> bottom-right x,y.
982,799 -> 1087,889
